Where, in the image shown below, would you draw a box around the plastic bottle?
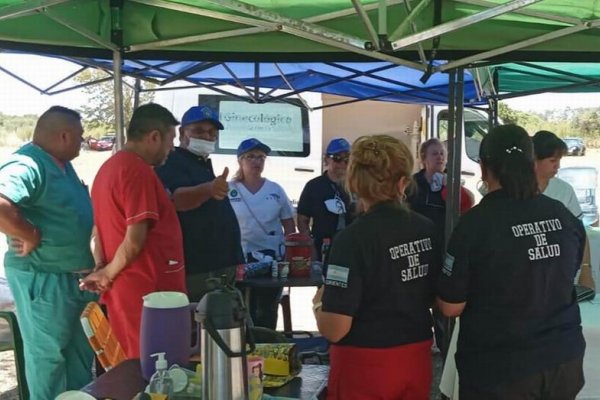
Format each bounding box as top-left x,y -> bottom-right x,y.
279,263 -> 289,279
148,352 -> 174,397
271,260 -> 279,278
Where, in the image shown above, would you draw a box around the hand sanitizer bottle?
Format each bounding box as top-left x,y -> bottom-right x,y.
148,352 -> 174,396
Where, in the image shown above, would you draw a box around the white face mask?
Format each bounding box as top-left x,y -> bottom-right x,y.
477,180 -> 489,196
430,172 -> 446,192
187,138 -> 215,157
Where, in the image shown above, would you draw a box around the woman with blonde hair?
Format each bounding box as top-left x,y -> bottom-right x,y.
228,138 -> 295,328
312,135 -> 441,399
409,138 -> 473,229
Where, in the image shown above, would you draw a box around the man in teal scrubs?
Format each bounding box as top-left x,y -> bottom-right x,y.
0,106 -> 97,399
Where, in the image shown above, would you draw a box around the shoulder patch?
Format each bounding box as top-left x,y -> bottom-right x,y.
325,264 -> 350,288
442,253 -> 455,276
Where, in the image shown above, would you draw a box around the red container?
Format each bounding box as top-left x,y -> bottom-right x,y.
284,233 -> 313,278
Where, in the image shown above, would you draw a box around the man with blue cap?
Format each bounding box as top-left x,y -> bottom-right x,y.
297,137 -> 355,260
156,105 -> 244,301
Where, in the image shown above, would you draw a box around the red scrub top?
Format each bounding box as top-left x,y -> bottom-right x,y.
92,151 -> 186,358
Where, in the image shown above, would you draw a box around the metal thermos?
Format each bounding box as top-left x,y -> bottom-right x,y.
195,279 -> 254,400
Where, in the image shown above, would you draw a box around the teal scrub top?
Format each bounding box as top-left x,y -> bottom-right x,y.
0,143 -> 95,272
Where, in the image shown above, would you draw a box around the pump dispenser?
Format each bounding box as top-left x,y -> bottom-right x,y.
148,352 -> 174,396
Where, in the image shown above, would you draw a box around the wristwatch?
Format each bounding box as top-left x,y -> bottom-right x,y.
312,301 -> 323,312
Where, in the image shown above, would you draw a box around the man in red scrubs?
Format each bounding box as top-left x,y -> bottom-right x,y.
80,103 -> 187,358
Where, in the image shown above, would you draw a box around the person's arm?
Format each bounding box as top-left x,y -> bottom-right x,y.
437,299 -> 466,317
80,220 -> 149,292
297,214 -> 311,235
171,167 -> 229,211
282,218 -> 296,236
91,225 -> 105,269
296,183 -> 313,235
578,235 -> 595,291
437,223 -> 471,317
0,194 -> 40,256
312,286 -> 353,342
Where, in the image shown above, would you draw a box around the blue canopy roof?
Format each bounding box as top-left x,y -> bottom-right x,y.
74,58 -> 483,106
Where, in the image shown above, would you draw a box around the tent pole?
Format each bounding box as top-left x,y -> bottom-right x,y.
445,68 -> 463,246
113,50 -> 125,151
378,0 -> 388,36
402,0 -> 428,64
453,0 -> 579,25
0,65 -> 45,93
391,0 -> 542,50
442,68 -> 463,366
445,69 -> 456,247
351,0 -> 381,50
437,20 -> 600,72
133,78 -> 141,110
0,0 -> 71,21
389,0 -> 432,41
111,0 -> 125,151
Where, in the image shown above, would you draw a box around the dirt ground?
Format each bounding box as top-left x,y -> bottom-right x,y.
0,146 -> 599,399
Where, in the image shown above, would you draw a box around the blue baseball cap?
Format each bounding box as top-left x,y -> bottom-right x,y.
326,138 -> 351,155
237,138 -> 271,157
181,105 -> 224,130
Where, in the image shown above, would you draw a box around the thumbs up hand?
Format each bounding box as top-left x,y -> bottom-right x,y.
211,167 -> 229,200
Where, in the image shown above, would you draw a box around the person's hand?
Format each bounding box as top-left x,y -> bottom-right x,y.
79,268 -> 114,294
10,227 -> 41,256
313,286 -> 324,306
211,167 -> 229,200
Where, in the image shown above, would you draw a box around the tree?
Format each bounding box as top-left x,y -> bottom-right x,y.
74,70 -> 155,135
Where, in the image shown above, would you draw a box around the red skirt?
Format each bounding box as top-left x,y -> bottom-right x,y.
327,339 -> 432,400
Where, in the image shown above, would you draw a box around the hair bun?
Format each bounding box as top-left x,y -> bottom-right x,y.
353,138 -> 384,168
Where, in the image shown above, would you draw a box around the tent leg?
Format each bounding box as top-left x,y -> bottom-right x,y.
113,50 -> 125,151
441,67 -> 464,370
445,68 -> 464,243
133,78 -> 141,110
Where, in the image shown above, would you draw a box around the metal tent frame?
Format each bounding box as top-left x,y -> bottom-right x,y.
3,0 -> 600,241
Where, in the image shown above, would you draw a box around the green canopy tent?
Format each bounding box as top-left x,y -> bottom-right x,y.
4,0 -> 600,237
2,5 -> 600,386
1,1 -> 600,67
474,62 -> 600,100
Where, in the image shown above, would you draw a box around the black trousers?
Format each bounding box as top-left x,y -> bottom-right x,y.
246,250 -> 281,330
460,355 -> 585,400
249,287 -> 282,330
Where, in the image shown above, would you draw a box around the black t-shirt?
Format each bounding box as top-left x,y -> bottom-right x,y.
155,148 -> 244,274
297,172 -> 353,258
438,189 -> 586,388
408,169 -> 445,236
321,202 -> 442,348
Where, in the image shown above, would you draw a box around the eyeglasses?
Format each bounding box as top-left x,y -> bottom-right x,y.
327,154 -> 349,163
243,154 -> 266,162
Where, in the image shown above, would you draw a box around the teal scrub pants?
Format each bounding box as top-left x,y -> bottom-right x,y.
6,267 -> 98,400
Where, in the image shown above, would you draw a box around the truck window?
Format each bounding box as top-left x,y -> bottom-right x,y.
198,95 -> 310,157
437,109 -> 489,162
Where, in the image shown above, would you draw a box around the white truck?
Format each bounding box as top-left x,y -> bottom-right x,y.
157,89 -> 489,205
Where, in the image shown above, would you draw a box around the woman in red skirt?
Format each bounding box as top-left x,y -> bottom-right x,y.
313,135 -> 442,399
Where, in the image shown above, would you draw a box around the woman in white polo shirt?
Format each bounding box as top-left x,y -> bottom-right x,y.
533,130 -> 594,291
229,138 -> 296,329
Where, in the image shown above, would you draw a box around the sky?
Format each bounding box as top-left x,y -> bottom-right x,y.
0,54 -> 88,115
3,53 -> 600,116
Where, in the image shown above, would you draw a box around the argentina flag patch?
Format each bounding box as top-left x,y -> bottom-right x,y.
325,264 -> 350,288
442,253 -> 455,276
